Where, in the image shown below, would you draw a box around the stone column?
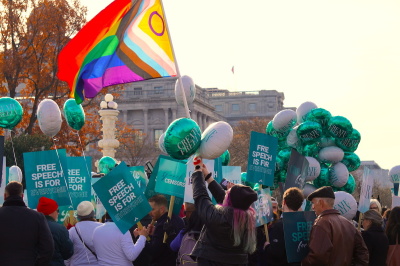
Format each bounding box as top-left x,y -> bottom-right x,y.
172,108 -> 177,121
164,108 -> 169,129
98,109 -> 120,159
143,108 -> 148,134
123,110 -> 128,123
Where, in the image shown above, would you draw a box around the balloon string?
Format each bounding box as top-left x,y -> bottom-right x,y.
74,131 -> 92,180
9,130 -> 17,166
52,137 -> 74,209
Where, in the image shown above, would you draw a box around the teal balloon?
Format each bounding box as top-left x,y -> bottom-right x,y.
341,174 -> 356,194
313,164 -> 330,187
253,183 -> 260,191
164,118 -> 201,160
327,116 -> 352,139
0,97 -> 23,129
241,172 -> 247,184
341,152 -> 361,172
63,99 -> 85,130
277,148 -> 292,171
335,128 -> 361,152
219,150 -> 230,166
278,138 -> 289,149
296,121 -> 322,144
98,156 -> 117,175
298,143 -> 320,157
266,121 -> 289,140
305,108 -> 332,130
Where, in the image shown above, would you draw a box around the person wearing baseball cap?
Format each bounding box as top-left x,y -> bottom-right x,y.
302,186 -> 369,265
37,197 -> 74,265
190,158 -> 258,265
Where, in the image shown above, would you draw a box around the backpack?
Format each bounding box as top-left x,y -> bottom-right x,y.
177,230 -> 201,265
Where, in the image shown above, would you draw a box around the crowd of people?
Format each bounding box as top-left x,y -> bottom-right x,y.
1,166 -> 400,265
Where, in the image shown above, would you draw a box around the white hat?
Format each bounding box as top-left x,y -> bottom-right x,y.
77,201 -> 94,219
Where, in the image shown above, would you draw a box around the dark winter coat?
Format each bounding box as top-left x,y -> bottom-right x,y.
0,195 -> 54,266
45,216 -> 74,265
361,224 -> 389,266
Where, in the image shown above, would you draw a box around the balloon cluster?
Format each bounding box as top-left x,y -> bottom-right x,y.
158,76 -> 233,162
267,101 -> 361,194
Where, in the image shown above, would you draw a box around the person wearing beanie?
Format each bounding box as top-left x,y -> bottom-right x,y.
190,159 -> 257,265
361,210 -> 389,266
37,197 -> 74,265
302,186 -> 369,266
65,201 -> 101,266
0,181 -> 54,265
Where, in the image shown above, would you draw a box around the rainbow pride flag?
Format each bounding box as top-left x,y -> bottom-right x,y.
57,0 -> 177,103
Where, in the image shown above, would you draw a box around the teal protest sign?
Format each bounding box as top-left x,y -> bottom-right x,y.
285,149 -> 308,190
155,157 -> 186,198
91,176 -> 106,220
358,167 -> 373,213
24,149 -> 71,209
222,166 -> 241,185
92,162 -> 151,233
253,187 -> 274,227
283,211 -> 316,263
66,157 -> 92,209
247,131 -> 278,186
129,166 -> 148,194
145,155 -> 184,215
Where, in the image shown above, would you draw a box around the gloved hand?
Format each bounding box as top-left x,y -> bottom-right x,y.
163,217 -> 176,237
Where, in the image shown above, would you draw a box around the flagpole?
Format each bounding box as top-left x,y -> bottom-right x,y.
160,0 -> 191,119
160,0 -> 189,243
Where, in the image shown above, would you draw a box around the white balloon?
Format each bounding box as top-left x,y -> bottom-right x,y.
329,162 -> 349,188
9,165 -> 22,183
37,99 -> 62,137
296,101 -> 317,124
305,157 -> 321,182
319,146 -> 344,164
175,75 -> 196,107
303,183 -> 317,198
198,121 -> 233,159
334,191 -> 357,220
389,165 -> 400,183
272,109 -> 297,132
158,133 -> 168,154
286,126 -> 300,148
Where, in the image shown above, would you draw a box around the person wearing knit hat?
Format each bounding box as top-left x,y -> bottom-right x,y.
189,158 -> 257,265
37,197 -> 74,265
66,201 -> 101,265
302,186 -> 369,265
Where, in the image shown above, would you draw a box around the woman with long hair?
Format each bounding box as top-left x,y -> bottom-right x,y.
190,159 -> 257,266
386,206 -> 400,244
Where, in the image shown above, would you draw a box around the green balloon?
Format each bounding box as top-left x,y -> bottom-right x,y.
0,97 -> 23,129
341,174 -> 356,194
241,172 -> 247,184
327,116 -> 352,139
335,128 -> 361,152
266,121 -> 289,139
277,148 -> 292,170
164,118 -> 201,160
313,164 -> 330,187
278,138 -> 289,149
63,99 -> 85,131
296,121 -> 322,144
341,152 -> 361,172
219,150 -> 230,166
305,108 -> 332,130
98,156 -> 117,175
298,143 -> 320,157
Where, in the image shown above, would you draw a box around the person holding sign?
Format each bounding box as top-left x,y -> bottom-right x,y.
190,159 -> 258,265
0,181 -> 54,265
302,186 -> 369,266
264,187 -> 304,266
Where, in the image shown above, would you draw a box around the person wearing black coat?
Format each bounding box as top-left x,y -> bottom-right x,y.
190,160 -> 258,266
361,209 -> 389,266
0,181 -> 54,265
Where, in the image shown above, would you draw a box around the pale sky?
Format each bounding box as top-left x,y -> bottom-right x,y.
82,0 -> 400,170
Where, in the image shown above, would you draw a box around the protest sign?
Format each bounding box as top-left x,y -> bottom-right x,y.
392,195 -> 400,208
285,149 -> 308,190
155,157 -> 187,198
222,166 -> 241,185
253,187 -> 274,227
283,211 -> 316,263
129,166 -> 148,194
92,162 -> 151,233
24,149 -> 71,208
66,156 -> 92,209
91,175 -> 106,220
246,131 -> 278,186
358,167 -> 373,213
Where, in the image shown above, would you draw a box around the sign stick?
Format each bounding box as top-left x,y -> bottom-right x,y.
264,224 -> 270,243
163,196 -> 175,243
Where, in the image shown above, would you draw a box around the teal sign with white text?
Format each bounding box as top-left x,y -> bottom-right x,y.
24,149 -> 71,209
92,162 -> 151,233
155,157 -> 186,198
65,157 -> 92,209
129,166 -> 148,194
